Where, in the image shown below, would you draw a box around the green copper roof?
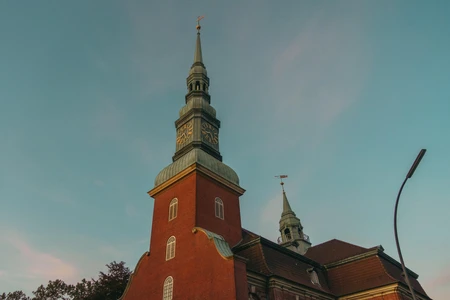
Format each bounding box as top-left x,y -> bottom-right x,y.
194,227 -> 233,259
193,32 -> 203,65
179,97 -> 216,118
154,148 -> 239,187
189,32 -> 207,76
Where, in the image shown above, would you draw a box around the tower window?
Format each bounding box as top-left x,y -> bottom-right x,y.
203,83 -> 206,91
195,81 -> 200,90
166,236 -> 176,261
284,228 -> 291,240
215,197 -> 224,219
163,276 -> 173,300
168,198 -> 178,221
189,83 -> 192,92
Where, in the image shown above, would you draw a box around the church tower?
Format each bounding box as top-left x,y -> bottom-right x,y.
278,178 -> 311,255
120,19 -> 248,300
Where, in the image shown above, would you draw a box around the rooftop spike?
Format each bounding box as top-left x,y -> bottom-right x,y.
275,175 -> 295,216
193,16 -> 204,65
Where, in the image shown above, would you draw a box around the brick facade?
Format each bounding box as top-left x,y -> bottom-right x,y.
121,170 -> 247,299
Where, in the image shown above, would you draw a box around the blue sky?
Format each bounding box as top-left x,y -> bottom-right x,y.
1,1 -> 449,298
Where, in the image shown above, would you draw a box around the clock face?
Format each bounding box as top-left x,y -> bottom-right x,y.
176,121 -> 193,145
201,122 -> 218,145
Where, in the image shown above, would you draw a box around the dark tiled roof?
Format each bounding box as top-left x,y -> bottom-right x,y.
326,255 -> 394,296
305,239 -> 377,265
235,229 -> 333,295
379,255 -> 429,297
238,229 -> 430,299
239,228 -> 260,245
260,243 -> 332,294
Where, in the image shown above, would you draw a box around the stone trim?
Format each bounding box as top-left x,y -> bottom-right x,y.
149,163 -> 245,197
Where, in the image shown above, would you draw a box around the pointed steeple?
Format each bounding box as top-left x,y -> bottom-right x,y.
153,16 -> 243,197
193,30 -> 203,66
169,16 -> 224,164
282,190 -> 295,217
276,176 -> 311,255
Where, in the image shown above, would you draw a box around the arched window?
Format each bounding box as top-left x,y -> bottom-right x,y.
195,81 -> 200,90
189,83 -> 193,92
168,198 -> 178,221
166,236 -> 176,261
215,197 -> 224,219
284,228 -> 291,240
163,276 -> 173,300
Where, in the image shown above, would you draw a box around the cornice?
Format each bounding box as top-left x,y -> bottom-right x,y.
148,162 -> 245,197
324,248 -> 380,269
268,276 -> 334,299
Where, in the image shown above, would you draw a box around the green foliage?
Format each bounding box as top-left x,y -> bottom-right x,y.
0,291 -> 30,300
1,261 -> 131,300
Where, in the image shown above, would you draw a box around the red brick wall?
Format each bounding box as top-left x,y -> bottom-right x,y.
234,259 -> 249,300
122,170 -> 245,299
122,228 -> 240,299
195,173 -> 243,247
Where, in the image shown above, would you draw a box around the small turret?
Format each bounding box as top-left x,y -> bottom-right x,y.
276,175 -> 311,255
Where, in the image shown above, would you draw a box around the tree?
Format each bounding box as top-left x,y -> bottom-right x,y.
89,261 -> 131,300
32,280 -> 71,300
0,291 -> 30,300
1,261 -> 131,300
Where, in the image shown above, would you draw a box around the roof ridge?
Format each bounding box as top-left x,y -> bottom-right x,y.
242,227 -> 259,237
259,235 -> 323,268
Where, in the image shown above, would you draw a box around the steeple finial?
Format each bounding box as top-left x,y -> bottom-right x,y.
196,15 -> 204,32
275,175 -> 288,192
193,16 -> 205,66
275,175 -> 294,215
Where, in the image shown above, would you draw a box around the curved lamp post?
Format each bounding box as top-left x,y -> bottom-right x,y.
394,149 -> 426,300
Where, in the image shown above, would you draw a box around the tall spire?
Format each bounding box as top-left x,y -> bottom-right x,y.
282,190 -> 295,217
193,16 -> 204,66
170,16 -> 222,163
152,17 -> 243,195
276,175 -> 311,255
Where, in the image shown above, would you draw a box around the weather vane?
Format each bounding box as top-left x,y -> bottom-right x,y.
275,175 -> 288,191
196,15 -> 204,32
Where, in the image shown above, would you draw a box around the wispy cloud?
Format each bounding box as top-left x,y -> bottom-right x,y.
0,229 -> 78,293
263,9 -> 371,152
423,264 -> 450,299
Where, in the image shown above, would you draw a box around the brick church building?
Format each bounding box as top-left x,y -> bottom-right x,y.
120,23 -> 431,300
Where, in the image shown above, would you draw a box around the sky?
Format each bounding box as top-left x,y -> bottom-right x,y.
1,0 -> 449,298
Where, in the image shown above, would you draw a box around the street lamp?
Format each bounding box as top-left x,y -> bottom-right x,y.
394,149 -> 426,300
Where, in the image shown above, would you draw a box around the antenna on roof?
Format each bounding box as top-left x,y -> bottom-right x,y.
275,175 -> 288,192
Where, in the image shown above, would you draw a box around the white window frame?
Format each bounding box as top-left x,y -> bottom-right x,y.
168,198 -> 178,221
215,197 -> 224,219
165,236 -> 176,261
163,276 -> 173,300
